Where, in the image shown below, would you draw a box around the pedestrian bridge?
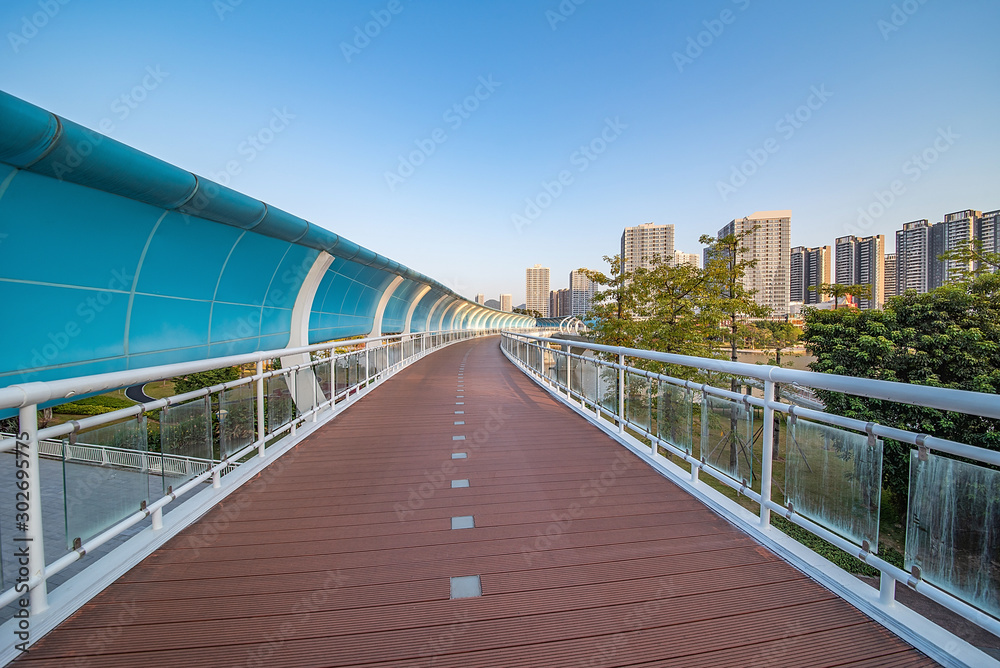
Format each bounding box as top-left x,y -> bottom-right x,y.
1,91 -> 999,666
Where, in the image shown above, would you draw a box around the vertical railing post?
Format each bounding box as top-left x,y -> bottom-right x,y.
617,353 -> 625,434
256,360 -> 266,458
19,405 -> 48,614
759,380 -> 774,528
880,572 -> 896,606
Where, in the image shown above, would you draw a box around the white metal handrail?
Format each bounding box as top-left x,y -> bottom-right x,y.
500,330 -> 1000,666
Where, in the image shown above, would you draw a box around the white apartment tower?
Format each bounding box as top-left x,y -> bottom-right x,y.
884,253 -> 898,299
835,234 -> 885,309
621,223 -> 675,273
789,245 -> 831,304
525,265 -> 550,317
569,269 -> 596,317
716,210 -> 792,315
500,294 -> 513,312
895,220 -> 932,294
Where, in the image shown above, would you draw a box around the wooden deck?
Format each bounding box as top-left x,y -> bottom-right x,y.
16,337 -> 933,667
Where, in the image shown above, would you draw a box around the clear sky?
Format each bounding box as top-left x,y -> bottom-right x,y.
2,0 -> 998,305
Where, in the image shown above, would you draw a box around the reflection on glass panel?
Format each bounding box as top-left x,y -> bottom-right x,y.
160,397 -> 212,493
220,383 -> 255,459
268,374 -> 295,430
582,359 -> 599,405
906,452 -> 1000,619
295,368 -> 316,413
784,418 -> 881,548
626,372 -> 651,433
598,366 -> 618,413
357,351 -> 368,382
335,357 -> 349,395
315,361 -> 332,401
63,416 -> 149,549
570,356 -> 584,396
658,383 -> 693,452
700,394 -> 755,484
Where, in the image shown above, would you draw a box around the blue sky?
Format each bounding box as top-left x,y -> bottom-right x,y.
2,0 -> 998,304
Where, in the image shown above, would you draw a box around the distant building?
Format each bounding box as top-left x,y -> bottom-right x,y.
789,245 -> 831,305
884,253 -> 898,299
933,209 -> 979,286
550,288 -> 571,318
569,269 -> 595,317
895,220 -> 933,294
500,294 -> 512,312
672,249 -> 700,268
977,210 -> 1000,273
525,265 -> 550,317
835,234 -> 885,310
621,223 -> 675,273
475,293 -> 485,305
714,210 -> 792,315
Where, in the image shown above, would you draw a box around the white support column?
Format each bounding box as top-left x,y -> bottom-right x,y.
279,252 -> 333,413
401,284 -> 432,339
365,275 -> 405,342
425,295 -> 449,333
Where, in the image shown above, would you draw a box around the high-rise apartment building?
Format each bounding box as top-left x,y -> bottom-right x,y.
475,293 -> 485,305
977,210 -> 1000,272
884,253 -> 898,299
621,223 -> 675,273
550,288 -> 571,318
672,249 -> 700,268
835,234 -> 885,309
500,294 -> 512,312
714,210 -> 792,315
525,265 -> 550,317
895,219 -> 932,294
569,269 -> 596,317
931,209 -> 980,287
789,245 -> 831,304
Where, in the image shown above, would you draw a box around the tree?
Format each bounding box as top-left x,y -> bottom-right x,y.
938,238 -> 1000,283
802,273 -> 1000,510
757,320 -> 801,458
173,367 -> 240,395
513,307 -> 543,319
581,256 -> 650,350
810,282 -> 872,309
700,228 -> 771,473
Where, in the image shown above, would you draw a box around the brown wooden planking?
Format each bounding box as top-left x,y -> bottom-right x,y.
15,337 -> 935,667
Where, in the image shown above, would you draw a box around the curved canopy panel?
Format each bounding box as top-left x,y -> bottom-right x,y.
0,91 -> 534,389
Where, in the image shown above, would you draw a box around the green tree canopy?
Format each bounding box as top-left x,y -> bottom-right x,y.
173,366 -> 241,395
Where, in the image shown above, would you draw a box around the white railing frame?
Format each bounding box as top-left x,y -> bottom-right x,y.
500,330 -> 1000,666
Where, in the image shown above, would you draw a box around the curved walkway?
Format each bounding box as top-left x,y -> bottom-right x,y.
16,338 -> 932,667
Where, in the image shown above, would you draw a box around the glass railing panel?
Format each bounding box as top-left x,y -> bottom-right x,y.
335,357 -> 349,395
315,361 -> 332,401
784,418 -> 882,548
62,416 -> 149,549
295,368 -> 317,413
570,356 -> 584,396
219,383 -> 255,459
348,353 -> 359,388
906,452 -> 1000,619
598,365 -> 618,415
700,394 -> 755,485
625,372 -> 651,433
267,373 -> 294,430
159,397 -> 212,493
657,382 -> 693,453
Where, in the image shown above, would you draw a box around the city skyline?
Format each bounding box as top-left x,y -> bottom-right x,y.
2,2 -> 995,305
